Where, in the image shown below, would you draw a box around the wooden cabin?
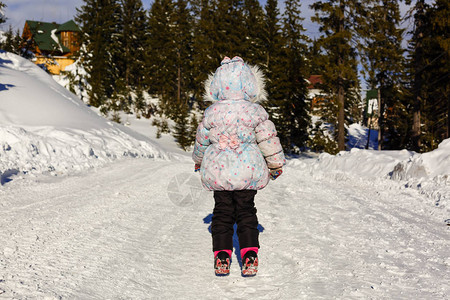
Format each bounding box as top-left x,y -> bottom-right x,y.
306,75 -> 326,112
22,20 -> 80,75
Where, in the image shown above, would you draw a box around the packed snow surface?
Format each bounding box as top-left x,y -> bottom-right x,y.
0,50 -> 449,298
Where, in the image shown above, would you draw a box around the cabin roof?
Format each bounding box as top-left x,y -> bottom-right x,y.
56,20 -> 80,33
307,75 -> 323,89
25,20 -> 79,53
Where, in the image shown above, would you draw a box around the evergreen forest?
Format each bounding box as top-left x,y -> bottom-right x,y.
1,0 -> 448,154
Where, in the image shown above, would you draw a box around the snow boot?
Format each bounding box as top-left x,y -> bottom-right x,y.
241,250 -> 258,277
214,251 -> 231,276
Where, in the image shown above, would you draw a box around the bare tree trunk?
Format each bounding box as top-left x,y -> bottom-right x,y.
120,0 -> 130,88
338,84 -> 345,151
412,101 -> 421,150
337,0 -> 346,151
447,95 -> 450,139
377,9 -> 388,151
377,88 -> 383,150
411,0 -> 425,152
177,50 -> 181,104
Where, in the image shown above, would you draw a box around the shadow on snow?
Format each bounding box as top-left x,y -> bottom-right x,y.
203,213 -> 264,268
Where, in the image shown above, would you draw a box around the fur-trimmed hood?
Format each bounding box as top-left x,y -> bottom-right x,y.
204,56 -> 267,103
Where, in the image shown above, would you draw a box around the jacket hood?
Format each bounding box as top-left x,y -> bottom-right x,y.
204,56 -> 267,103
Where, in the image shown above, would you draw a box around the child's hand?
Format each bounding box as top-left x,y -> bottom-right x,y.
269,168 -> 283,180
194,164 -> 201,173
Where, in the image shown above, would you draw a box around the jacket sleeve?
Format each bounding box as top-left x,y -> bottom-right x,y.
192,120 -> 210,165
255,107 -> 286,169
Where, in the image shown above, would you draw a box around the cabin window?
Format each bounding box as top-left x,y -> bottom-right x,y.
62,32 -> 70,48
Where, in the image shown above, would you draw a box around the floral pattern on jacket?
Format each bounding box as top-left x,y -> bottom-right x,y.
192,56 -> 285,191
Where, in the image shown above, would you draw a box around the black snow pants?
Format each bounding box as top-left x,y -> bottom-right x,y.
211,190 -> 259,252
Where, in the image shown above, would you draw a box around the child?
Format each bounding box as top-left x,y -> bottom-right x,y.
192,56 -> 285,276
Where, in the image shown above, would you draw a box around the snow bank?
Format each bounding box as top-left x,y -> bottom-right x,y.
391,138 -> 450,182
293,138 -> 450,205
305,138 -> 450,183
0,125 -> 163,177
306,148 -> 414,180
0,51 -> 168,179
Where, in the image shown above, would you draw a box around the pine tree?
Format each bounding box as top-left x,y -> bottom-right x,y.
215,0 -> 246,57
308,120 -> 339,154
1,25 -> 21,54
134,85 -> 146,118
429,0 -> 449,145
170,0 -> 196,148
146,0 -> 177,136
188,113 -> 200,146
191,0 -> 221,105
147,0 -> 195,144
102,0 -> 148,116
191,0 -> 260,104
173,0 -> 193,106
242,0 -> 265,65
123,0 -> 146,86
262,0 -> 284,124
262,0 -> 283,79
416,0 -> 450,150
306,39 -> 339,153
311,0 -> 363,151
263,0 -> 287,141
148,0 -> 192,110
308,38 -> 325,75
75,0 -> 147,116
361,0 -> 407,150
115,0 -> 147,100
173,104 -> 191,150
106,2 -> 129,116
75,0 -> 120,108
265,0 -> 310,153
280,0 -> 310,152
409,0 -> 427,152
146,0 -> 176,99
19,29 -> 37,59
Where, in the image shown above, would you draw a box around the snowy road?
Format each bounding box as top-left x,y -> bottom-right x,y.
0,158 -> 449,299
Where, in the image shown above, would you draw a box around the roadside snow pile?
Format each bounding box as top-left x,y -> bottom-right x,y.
391,138 -> 450,183
294,138 -> 450,205
0,51 -> 167,179
306,138 -> 450,183
306,148 -> 414,181
0,125 -> 163,177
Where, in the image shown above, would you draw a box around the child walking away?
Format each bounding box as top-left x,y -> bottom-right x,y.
192,56 -> 285,276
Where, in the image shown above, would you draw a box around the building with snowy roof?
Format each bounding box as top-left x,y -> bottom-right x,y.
22,20 -> 80,74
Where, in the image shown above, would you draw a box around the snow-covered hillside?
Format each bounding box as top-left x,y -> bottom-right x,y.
0,50 -> 449,298
0,51 -> 167,180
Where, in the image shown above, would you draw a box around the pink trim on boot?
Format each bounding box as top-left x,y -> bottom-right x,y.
241,247 -> 258,258
214,249 -> 232,258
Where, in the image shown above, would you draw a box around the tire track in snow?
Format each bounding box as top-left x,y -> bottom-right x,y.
1,160 -> 173,298
271,166 -> 450,299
